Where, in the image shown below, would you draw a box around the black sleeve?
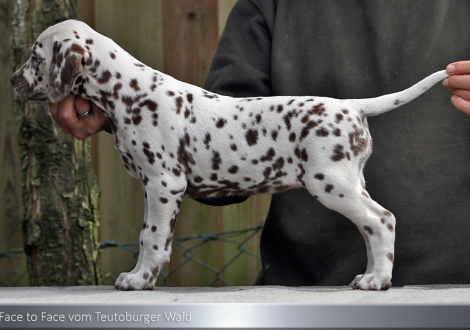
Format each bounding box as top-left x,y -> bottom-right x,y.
194,0 -> 276,207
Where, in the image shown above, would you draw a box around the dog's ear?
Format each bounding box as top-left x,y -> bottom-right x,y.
47,40 -> 86,103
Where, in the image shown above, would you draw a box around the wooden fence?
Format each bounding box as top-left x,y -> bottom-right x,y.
0,0 -> 271,287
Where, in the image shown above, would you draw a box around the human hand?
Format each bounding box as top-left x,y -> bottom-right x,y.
49,94 -> 111,140
442,61 -> 470,115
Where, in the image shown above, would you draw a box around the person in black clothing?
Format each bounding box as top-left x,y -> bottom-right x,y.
50,0 -> 470,287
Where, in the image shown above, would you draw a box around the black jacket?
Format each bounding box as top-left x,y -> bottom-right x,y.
200,0 -> 470,286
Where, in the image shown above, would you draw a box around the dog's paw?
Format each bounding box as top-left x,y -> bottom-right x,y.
114,268 -> 159,291
349,274 -> 392,291
114,272 -> 129,289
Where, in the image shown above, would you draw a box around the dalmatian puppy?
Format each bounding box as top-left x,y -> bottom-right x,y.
11,20 -> 449,291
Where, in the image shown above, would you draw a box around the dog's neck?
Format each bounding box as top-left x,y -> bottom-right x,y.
72,41 -> 165,119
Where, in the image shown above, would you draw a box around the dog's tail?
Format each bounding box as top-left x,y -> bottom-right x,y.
349,70 -> 449,117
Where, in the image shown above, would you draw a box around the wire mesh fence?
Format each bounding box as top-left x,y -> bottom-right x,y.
0,222 -> 264,287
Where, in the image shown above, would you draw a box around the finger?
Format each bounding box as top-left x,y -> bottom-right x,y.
450,95 -> 470,115
71,102 -> 110,140
49,100 -> 59,119
53,94 -> 78,134
446,61 -> 470,75
74,96 -> 92,117
442,74 -> 470,91
49,93 -> 74,121
88,103 -> 111,132
449,88 -> 470,101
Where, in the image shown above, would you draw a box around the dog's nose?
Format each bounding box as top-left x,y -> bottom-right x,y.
10,74 -> 17,85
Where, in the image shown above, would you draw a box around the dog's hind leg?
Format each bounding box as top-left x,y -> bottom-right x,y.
305,172 -> 395,290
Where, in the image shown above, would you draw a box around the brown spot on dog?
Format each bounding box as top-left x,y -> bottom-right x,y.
203,132 -> 211,149
245,129 -> 258,146
316,127 -> 329,137
260,148 -> 276,162
271,130 -> 278,141
273,157 -> 285,170
129,78 -> 140,91
314,173 -> 324,180
175,96 -> 183,114
325,184 -> 334,193
216,118 -> 226,128
349,125 -> 368,156
228,165 -> 239,174
211,151 -> 222,170
187,93 -> 193,103
331,144 -> 346,162
97,70 -> 112,84
299,120 -> 319,141
335,113 -> 343,123
289,132 -> 296,142
363,225 -> 374,235
140,99 -> 158,112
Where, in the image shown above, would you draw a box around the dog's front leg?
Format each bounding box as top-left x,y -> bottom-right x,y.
115,179 -> 185,290
114,186 -> 148,287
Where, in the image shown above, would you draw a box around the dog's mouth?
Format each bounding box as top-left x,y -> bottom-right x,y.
12,85 -> 47,102
15,90 -> 47,102
26,95 -> 48,102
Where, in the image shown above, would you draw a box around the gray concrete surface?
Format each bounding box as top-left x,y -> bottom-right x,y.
1,285 -> 469,304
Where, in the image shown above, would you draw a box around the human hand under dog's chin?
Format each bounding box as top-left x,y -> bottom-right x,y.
442,61 -> 470,115
49,94 -> 111,140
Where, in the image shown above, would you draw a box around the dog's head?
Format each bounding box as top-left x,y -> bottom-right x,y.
10,20 -> 92,103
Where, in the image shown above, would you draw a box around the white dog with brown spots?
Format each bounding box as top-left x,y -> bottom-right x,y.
11,20 -> 449,290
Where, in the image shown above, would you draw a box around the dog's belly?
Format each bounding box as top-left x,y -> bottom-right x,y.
184,159 -> 303,198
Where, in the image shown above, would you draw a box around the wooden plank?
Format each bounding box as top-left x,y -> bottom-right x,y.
77,0 -> 94,28
163,0 -> 219,86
